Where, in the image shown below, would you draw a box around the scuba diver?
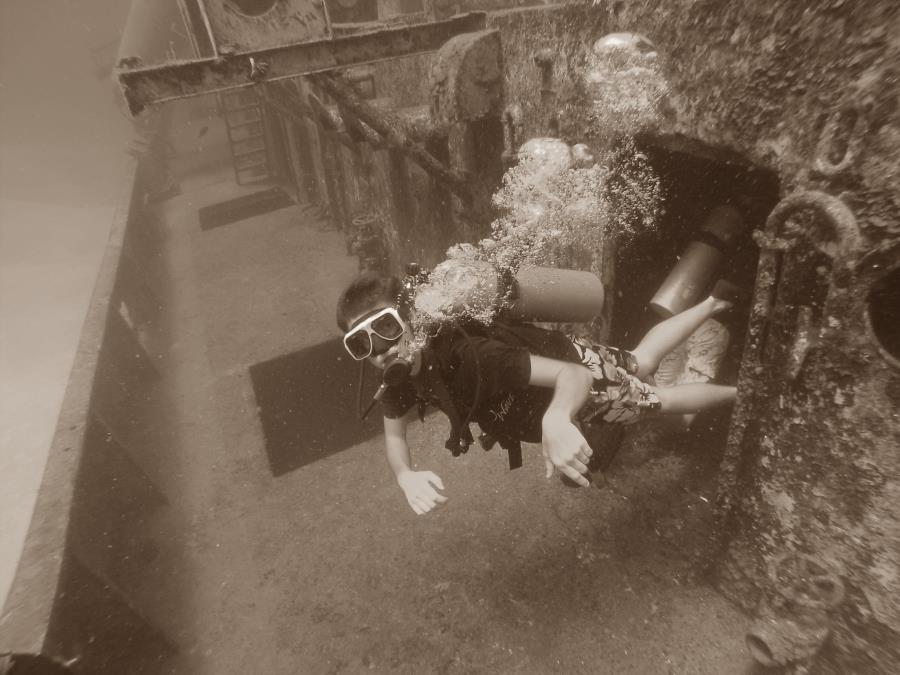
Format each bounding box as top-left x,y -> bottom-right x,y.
336,270 -> 736,516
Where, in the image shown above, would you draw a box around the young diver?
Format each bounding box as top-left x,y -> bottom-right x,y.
336,271 -> 736,515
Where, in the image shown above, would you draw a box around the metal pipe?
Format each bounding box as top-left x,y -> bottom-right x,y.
311,72 -> 471,201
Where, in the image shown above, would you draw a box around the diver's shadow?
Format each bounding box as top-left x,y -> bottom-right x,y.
250,338 -> 382,476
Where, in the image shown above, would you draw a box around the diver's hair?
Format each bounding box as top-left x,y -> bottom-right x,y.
336,271 -> 402,332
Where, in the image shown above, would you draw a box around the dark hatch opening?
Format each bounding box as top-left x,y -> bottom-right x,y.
611,137 -> 780,385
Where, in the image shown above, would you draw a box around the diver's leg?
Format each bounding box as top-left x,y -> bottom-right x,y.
630,295 -> 731,379
654,383 -> 736,414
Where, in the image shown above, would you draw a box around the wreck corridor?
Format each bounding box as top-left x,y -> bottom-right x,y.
2,1 -> 899,674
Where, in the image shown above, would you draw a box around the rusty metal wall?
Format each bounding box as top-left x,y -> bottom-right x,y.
488,2 -> 900,669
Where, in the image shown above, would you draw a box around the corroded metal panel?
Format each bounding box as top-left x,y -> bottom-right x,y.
202,0 -> 331,50
714,190 -> 900,668
429,29 -> 503,126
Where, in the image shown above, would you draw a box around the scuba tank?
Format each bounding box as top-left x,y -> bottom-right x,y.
649,205 -> 744,317
414,259 -> 605,325
504,265 -> 605,323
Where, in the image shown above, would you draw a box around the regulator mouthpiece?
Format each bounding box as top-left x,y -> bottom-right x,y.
382,354 -> 413,387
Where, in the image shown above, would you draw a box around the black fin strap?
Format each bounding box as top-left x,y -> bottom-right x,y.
499,438 -> 523,470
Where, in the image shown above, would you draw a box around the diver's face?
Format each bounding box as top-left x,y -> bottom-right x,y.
346,303 -> 408,370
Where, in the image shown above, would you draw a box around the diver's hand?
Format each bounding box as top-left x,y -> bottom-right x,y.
397,470 -> 447,515
541,411 -> 592,487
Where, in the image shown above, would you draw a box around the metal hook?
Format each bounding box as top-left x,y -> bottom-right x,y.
248,56 -> 269,82
764,191 -> 861,261
753,192 -> 861,380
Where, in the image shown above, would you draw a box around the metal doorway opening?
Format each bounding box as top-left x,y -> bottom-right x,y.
612,137 -> 780,385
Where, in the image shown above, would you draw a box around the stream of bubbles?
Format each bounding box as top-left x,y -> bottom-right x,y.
408,36 -> 669,349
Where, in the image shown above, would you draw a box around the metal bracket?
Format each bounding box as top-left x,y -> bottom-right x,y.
533,48 -> 556,103
752,192 -> 860,361
812,103 -> 868,177
501,104 -> 523,166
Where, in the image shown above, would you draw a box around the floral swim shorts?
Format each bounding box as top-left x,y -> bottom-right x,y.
568,336 -> 661,426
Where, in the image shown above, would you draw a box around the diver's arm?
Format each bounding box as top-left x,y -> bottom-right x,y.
384,409 -> 416,478
384,409 -> 447,514
528,354 -> 594,487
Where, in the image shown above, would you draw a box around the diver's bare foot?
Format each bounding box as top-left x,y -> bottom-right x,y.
710,296 -> 733,315
710,278 -> 744,314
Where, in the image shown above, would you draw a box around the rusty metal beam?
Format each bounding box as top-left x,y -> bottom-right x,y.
311,72 -> 470,201
270,80 -> 444,146
396,105 -> 448,144
338,104 -> 385,148
306,91 -> 342,131
117,12 -> 486,116
306,91 -> 358,150
263,77 -> 459,195
260,84 -> 353,151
